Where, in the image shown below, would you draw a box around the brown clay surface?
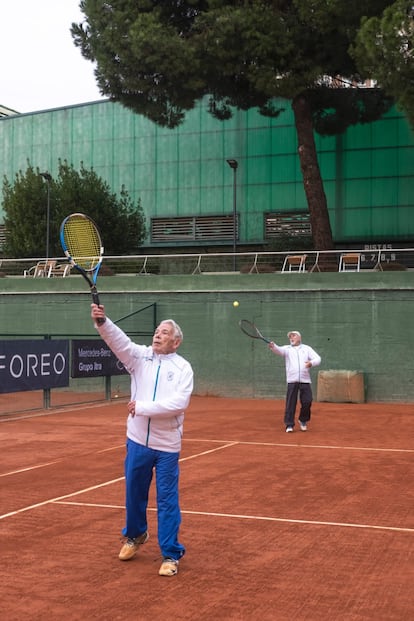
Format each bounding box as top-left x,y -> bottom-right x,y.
1,396 -> 413,620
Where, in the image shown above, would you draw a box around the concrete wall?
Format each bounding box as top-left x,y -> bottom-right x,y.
0,271 -> 413,402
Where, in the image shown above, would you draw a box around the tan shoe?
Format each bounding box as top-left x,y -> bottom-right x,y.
158,558 -> 179,576
119,532 -> 149,561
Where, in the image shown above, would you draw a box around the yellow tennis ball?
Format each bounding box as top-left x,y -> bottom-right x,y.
233,300 -> 239,307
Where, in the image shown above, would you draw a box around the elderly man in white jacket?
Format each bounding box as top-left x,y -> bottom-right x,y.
91,303 -> 193,577
269,330 -> 321,433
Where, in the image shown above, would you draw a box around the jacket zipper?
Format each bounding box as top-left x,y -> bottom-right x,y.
146,360 -> 161,446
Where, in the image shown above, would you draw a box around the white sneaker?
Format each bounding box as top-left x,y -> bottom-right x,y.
299,422 -> 307,432
119,531 -> 149,560
159,558 -> 179,576
286,426 -> 293,433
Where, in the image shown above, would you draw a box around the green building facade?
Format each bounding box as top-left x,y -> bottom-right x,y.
0,97 -> 413,250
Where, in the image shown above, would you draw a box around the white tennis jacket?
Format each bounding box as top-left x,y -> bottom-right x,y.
270,343 -> 321,383
97,318 -> 194,452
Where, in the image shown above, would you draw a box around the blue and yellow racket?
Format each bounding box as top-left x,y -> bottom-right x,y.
60,213 -> 104,323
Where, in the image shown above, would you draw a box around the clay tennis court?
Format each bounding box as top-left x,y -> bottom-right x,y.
1,396 -> 413,620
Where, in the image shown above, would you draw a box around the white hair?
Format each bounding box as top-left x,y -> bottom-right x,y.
160,319 -> 183,342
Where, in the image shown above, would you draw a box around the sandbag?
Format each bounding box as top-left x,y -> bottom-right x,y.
317,370 -> 365,403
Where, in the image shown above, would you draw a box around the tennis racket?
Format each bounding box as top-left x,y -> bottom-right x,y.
60,213 -> 105,324
239,319 -> 271,343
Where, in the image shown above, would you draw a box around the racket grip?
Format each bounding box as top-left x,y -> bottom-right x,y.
91,291 -> 100,306
91,288 -> 105,326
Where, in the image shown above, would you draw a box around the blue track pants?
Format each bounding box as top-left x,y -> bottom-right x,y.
122,438 -> 185,561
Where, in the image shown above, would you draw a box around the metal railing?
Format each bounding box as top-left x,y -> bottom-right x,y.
0,247 -> 413,277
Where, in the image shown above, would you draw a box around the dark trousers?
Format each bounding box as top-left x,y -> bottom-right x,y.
284,382 -> 313,428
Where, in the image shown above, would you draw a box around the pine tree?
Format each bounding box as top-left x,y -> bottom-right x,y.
72,1 -> 397,250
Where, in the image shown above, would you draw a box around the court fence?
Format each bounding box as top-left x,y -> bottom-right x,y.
0,247 -> 413,278
1,251 -> 414,409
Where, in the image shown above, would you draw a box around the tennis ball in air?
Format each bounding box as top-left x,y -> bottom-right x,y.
233,300 -> 239,307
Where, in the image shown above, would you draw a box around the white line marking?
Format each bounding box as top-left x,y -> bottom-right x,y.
0,427 -> 410,478
1,440 -> 412,537
0,441 -> 233,481
0,444 -> 234,519
96,445 -> 125,454
52,501 -> 414,534
180,442 -> 238,462
54,501 -> 123,509
0,477 -> 124,520
0,401 -> 117,423
1,437 -> 411,481
0,461 -> 61,477
180,509 -> 414,534
184,438 -> 414,454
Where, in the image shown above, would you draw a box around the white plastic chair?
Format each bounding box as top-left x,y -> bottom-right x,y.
282,254 -> 307,273
339,253 -> 361,272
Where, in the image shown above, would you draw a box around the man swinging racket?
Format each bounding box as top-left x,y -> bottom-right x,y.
269,331 -> 321,433
91,303 -> 193,577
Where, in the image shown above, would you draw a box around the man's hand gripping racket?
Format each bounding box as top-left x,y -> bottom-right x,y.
238,319 -> 271,344
60,213 -> 105,325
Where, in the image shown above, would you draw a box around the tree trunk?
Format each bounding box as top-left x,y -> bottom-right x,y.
292,94 -> 334,251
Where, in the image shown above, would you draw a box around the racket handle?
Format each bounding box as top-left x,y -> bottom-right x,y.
91,287 -> 105,326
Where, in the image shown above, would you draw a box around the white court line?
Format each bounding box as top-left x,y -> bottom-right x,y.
2,441 -> 412,536
0,444 -> 233,520
180,442 -> 238,461
180,509 -> 414,534
0,401 -> 117,423
0,441 -> 233,481
0,461 -> 61,477
1,437 -> 411,481
1,436 -> 411,482
97,445 -> 125,454
54,501 -> 124,509
185,438 -> 414,454
52,500 -> 414,534
0,476 -> 124,521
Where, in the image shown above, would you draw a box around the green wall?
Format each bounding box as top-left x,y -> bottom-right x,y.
0,98 -> 413,247
1,272 -> 413,402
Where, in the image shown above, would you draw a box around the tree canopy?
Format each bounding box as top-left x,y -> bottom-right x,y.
352,0 -> 414,126
71,1 -> 401,251
72,0 -> 396,129
2,161 -> 146,258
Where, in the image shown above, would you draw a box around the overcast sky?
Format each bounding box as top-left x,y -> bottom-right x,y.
1,1 -> 105,113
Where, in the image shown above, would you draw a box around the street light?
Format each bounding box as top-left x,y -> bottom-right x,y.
39,172 -> 52,266
226,159 -> 238,271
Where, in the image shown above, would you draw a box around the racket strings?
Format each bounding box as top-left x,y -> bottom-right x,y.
64,217 -> 101,271
239,320 -> 262,339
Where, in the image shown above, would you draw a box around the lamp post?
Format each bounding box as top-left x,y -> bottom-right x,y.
39,172 -> 52,266
226,159 -> 238,271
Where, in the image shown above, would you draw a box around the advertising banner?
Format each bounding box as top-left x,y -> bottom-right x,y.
0,340 -> 69,393
71,340 -> 127,378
